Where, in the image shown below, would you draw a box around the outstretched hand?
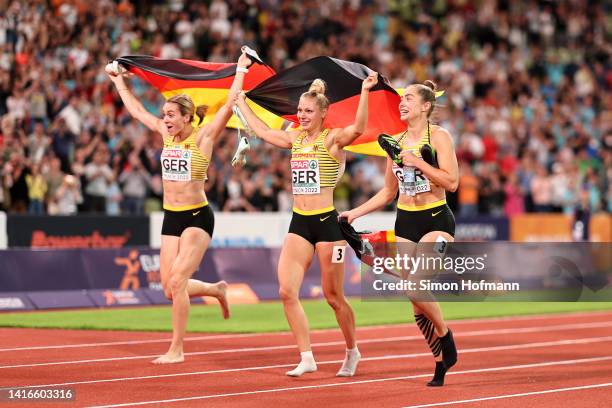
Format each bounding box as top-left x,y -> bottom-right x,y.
237,52 -> 252,69
105,61 -> 128,78
362,72 -> 379,91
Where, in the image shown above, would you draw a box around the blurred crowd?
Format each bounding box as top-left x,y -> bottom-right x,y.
0,0 -> 610,216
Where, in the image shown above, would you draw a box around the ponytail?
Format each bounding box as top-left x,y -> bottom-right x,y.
300,78 -> 330,111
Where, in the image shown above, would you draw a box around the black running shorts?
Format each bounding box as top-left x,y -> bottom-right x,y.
289,208 -> 344,245
394,202 -> 455,242
161,204 -> 214,238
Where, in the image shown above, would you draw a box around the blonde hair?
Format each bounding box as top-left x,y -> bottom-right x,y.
411,80 -> 437,118
300,78 -> 330,111
166,94 -> 208,125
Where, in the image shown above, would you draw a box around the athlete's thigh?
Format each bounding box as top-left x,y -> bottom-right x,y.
417,231 -> 454,277
393,235 -> 418,278
278,233 -> 315,294
417,230 -> 455,279
173,227 -> 211,279
160,235 -> 180,287
413,231 -> 455,305
316,240 -> 347,294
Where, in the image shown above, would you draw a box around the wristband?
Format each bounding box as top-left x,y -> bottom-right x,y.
236,67 -> 249,73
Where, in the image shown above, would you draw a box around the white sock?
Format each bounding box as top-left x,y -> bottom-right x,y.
336,347 -> 361,377
286,351 -> 317,377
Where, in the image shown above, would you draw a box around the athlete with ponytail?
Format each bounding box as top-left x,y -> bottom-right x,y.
341,80 -> 459,386
107,51 -> 252,364
235,73 -> 378,377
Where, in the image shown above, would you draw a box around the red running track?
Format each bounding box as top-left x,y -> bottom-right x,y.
1,310 -> 611,407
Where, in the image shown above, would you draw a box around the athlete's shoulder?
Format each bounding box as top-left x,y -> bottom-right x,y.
194,123 -> 210,145
321,127 -> 336,137
430,124 -> 450,135
430,125 -> 454,147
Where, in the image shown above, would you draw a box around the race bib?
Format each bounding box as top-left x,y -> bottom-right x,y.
291,156 -> 320,194
161,148 -> 192,181
415,167 -> 431,193
392,163 -> 431,195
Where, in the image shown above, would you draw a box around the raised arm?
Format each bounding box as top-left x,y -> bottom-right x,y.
340,157 -> 399,223
331,73 -> 378,149
199,51 -> 252,142
235,91 -> 295,149
108,72 -> 164,134
399,127 -> 459,192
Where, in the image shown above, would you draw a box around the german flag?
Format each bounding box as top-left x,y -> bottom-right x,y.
246,57 -> 405,156
116,55 -> 284,130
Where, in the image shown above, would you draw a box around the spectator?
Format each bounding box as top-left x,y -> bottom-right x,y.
44,157 -> 65,214
6,86 -> 26,126
504,173 -> 525,217
106,170 -> 122,216
25,162 -> 47,214
458,162 -> 479,217
26,81 -> 49,128
50,118 -> 75,174
54,175 -> 81,216
530,163 -> 553,212
119,154 -> 151,215
3,152 -> 29,213
27,122 -> 51,165
84,148 -> 113,213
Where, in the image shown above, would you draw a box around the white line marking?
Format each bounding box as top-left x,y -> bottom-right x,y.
9,336 -> 612,388
0,332 -> 286,353
85,356 -> 612,408
402,382 -> 612,408
2,309 -> 610,352
3,321 -> 612,369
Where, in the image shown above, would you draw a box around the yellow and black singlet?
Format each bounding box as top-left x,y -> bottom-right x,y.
392,123 -> 433,196
160,129 -> 209,182
290,129 -> 343,194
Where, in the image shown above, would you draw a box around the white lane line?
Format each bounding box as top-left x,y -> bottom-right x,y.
2,309 -> 610,352
8,336 -> 612,388
3,321 -> 612,370
85,356 -> 612,408
402,383 -> 612,408
0,332 -> 289,353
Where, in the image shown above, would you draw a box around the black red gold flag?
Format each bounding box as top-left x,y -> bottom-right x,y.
246,57 -> 406,156
116,55 -> 283,129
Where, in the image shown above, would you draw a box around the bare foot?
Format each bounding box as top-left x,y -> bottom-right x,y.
152,352 -> 184,364
216,280 -> 230,319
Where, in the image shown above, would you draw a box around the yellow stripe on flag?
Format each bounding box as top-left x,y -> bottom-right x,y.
344,140 -> 386,157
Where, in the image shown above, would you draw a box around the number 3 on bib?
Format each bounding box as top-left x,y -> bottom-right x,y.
332,245 -> 346,263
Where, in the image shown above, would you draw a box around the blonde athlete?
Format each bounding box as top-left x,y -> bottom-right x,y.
341,80 -> 459,386
235,73 -> 378,377
107,51 -> 252,364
